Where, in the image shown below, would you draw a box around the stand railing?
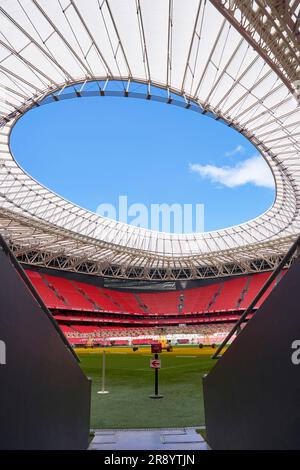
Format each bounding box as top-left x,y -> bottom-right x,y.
212,235 -> 300,359
0,234 -> 79,362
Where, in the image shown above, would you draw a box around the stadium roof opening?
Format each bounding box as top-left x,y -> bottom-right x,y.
11,80 -> 274,234
0,0 -> 299,280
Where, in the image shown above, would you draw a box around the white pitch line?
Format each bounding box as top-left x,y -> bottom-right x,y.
176,355 -> 197,358
109,352 -> 128,354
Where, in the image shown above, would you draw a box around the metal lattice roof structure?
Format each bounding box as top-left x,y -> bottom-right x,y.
0,0 -> 299,280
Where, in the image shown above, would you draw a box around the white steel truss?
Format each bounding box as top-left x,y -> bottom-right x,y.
0,0 -> 299,280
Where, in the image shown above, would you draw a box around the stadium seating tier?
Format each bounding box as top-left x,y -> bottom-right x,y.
25,269 -> 286,331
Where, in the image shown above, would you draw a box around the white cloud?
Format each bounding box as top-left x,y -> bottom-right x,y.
189,156 -> 274,189
225,145 -> 245,157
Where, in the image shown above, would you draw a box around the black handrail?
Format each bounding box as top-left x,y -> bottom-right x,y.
0,235 -> 79,362
212,235 -> 300,359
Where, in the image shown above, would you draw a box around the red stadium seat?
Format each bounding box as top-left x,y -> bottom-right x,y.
25,269 -> 288,335
42,275 -> 95,311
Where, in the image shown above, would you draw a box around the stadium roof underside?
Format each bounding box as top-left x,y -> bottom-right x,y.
0,0 -> 299,280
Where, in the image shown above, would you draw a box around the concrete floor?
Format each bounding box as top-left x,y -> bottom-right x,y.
89,427 -> 209,450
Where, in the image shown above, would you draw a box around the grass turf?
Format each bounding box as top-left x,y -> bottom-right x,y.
78,347 -> 216,429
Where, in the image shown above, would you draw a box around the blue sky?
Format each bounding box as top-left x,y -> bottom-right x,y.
11,94 -> 275,232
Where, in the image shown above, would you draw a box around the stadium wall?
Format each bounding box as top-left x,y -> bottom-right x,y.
0,239 -> 91,450
203,252 -> 300,449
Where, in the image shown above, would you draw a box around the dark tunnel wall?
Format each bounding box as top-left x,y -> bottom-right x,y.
0,241 -> 91,450
204,254 -> 300,450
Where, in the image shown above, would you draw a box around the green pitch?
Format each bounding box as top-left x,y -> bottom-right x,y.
78,351 -> 215,429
